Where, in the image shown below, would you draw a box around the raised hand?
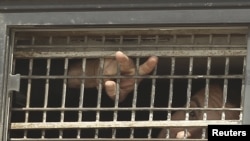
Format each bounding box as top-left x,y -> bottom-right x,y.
104,51 -> 158,102
67,51 -> 158,102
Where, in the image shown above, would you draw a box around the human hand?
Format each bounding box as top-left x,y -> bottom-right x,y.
67,51 -> 158,102
103,51 -> 158,102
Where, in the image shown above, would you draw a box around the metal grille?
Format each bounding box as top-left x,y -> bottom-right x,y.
9,27 -> 246,140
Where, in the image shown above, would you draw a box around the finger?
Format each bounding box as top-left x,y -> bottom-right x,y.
105,79 -> 134,102
67,62 -> 82,88
139,56 -> 158,75
104,81 -> 117,100
115,51 -> 135,73
119,89 -> 130,102
103,59 -> 118,75
176,131 -> 191,138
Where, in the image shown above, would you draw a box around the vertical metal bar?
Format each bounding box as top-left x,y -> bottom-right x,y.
148,61 -> 157,139
185,57 -> 193,120
77,58 -> 86,139
191,34 -> 195,44
0,18 -> 6,141
130,57 -> 139,139
209,34 -> 213,45
24,58 -> 33,139
4,29 -> 15,141
112,58 -> 120,139
119,35 -> 123,45
41,58 -> 51,139
155,35 -> 159,44
201,57 -> 211,139
208,32 -> 213,124
102,35 -> 105,44
31,36 -> 35,45
190,34 -> 196,139
49,36 -> 53,45
164,57 -> 175,139
138,35 -> 141,45
12,58 -> 16,79
66,36 -> 70,45
204,57 -> 212,120
31,36 -> 36,45
222,57 -> 230,120
173,35 -> 177,43
168,57 -> 175,114
242,29 -> 250,124
84,36 -> 88,44
59,59 -> 68,139
183,57 -> 193,139
227,34 -> 231,44
240,56 -> 246,121
63,58 -> 69,137
119,35 -> 123,50
224,34 -> 232,126
95,58 -> 104,138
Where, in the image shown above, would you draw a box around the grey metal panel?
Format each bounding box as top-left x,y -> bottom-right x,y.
243,28 -> 250,124
0,14 -> 9,141
0,9 -> 250,26
1,0 -> 250,12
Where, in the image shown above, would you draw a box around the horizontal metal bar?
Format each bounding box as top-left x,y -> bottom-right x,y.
15,45 -> 247,49
12,26 -> 248,34
11,107 -> 242,112
9,138 -> 208,141
18,75 -> 244,79
13,49 -> 247,58
1,0 -> 250,12
11,120 -> 242,129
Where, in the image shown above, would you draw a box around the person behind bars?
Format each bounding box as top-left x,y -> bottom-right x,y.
67,51 -> 240,139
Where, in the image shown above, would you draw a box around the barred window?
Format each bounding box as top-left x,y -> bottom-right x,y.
10,27 -> 245,140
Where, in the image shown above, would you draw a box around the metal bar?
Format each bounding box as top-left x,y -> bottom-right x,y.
95,58 -> 104,138
9,138 -> 208,141
11,107 -> 242,112
11,120 -> 241,129
11,27 -> 248,35
18,74 -> 245,80
185,57 -> 193,120
13,50 -> 247,58
240,56 -> 247,121
18,74 -> 246,80
41,58 -> 51,138
0,18 -> 9,141
148,61 -> 157,138
23,59 -> 33,138
2,0 -> 250,12
203,57 -> 212,120
59,58 -> 68,138
14,44 -> 247,49
77,58 -> 86,139
112,57 -> 120,138
222,57 -> 230,120
167,57 -> 175,120
242,28 -> 250,124
130,58 -> 140,139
